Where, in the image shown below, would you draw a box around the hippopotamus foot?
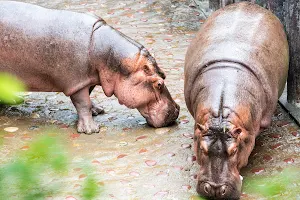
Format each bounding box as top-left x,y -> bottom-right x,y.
71,87 -> 99,134
77,116 -> 99,134
91,102 -> 104,116
89,86 -> 104,116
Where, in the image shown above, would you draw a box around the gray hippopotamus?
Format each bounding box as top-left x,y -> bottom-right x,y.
0,1 -> 180,134
184,2 -> 288,199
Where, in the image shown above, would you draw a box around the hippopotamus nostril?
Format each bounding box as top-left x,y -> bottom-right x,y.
220,185 -> 227,196
166,103 -> 180,124
203,183 -> 211,194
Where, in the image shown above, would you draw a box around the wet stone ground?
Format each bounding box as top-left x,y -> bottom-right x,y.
0,0 -> 299,199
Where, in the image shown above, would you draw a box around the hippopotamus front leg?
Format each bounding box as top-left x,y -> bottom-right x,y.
89,86 -> 104,116
71,86 -> 99,134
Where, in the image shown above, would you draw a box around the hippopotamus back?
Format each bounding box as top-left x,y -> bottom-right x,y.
185,2 -> 289,126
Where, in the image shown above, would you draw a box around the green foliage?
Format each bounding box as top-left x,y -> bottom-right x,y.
0,73 -> 25,104
243,167 -> 300,198
22,135 -> 68,173
82,174 -> 101,200
0,135 -> 68,199
192,168 -> 300,200
0,134 -> 102,199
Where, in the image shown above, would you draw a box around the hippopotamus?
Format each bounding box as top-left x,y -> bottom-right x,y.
184,2 -> 288,199
0,1 -> 180,134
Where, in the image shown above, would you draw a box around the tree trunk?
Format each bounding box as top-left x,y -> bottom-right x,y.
258,1 -> 300,104
209,0 -> 220,10
284,2 -> 300,104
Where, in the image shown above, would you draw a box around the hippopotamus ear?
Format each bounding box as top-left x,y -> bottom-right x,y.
229,128 -> 242,138
196,123 -> 208,133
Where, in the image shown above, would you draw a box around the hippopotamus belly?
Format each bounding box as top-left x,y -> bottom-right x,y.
184,2 -> 288,199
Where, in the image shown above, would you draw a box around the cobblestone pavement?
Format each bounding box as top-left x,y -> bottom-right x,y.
0,0 -> 299,199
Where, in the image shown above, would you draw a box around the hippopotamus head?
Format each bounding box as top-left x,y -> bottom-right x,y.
114,49 -> 179,127
90,21 -> 180,127
193,118 -> 255,199
96,30 -> 180,127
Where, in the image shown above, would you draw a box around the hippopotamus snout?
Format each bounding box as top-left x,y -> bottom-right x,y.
197,181 -> 241,200
193,125 -> 243,200
138,82 -> 180,128
145,99 -> 180,128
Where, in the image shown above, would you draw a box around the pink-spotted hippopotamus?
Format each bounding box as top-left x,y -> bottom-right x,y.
184,2 -> 288,199
0,1 -> 180,134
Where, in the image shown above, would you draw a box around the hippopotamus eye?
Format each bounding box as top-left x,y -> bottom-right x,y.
231,128 -> 242,138
157,81 -> 163,90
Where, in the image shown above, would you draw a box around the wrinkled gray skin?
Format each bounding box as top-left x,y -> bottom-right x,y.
184,2 -> 288,199
0,1 -> 179,134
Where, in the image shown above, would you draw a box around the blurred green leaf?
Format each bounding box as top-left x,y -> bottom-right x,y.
21,134 -> 68,173
243,167 -> 300,198
82,175 -> 101,200
0,73 -> 25,104
0,133 -> 102,199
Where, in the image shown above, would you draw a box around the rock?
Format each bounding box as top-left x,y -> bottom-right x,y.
4,127 -> 18,132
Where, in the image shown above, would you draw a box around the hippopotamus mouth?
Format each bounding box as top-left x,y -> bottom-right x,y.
196,178 -> 242,200
193,123 -> 252,199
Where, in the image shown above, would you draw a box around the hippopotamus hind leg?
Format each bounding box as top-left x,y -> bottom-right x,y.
71,86 -> 100,134
89,86 -> 104,116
